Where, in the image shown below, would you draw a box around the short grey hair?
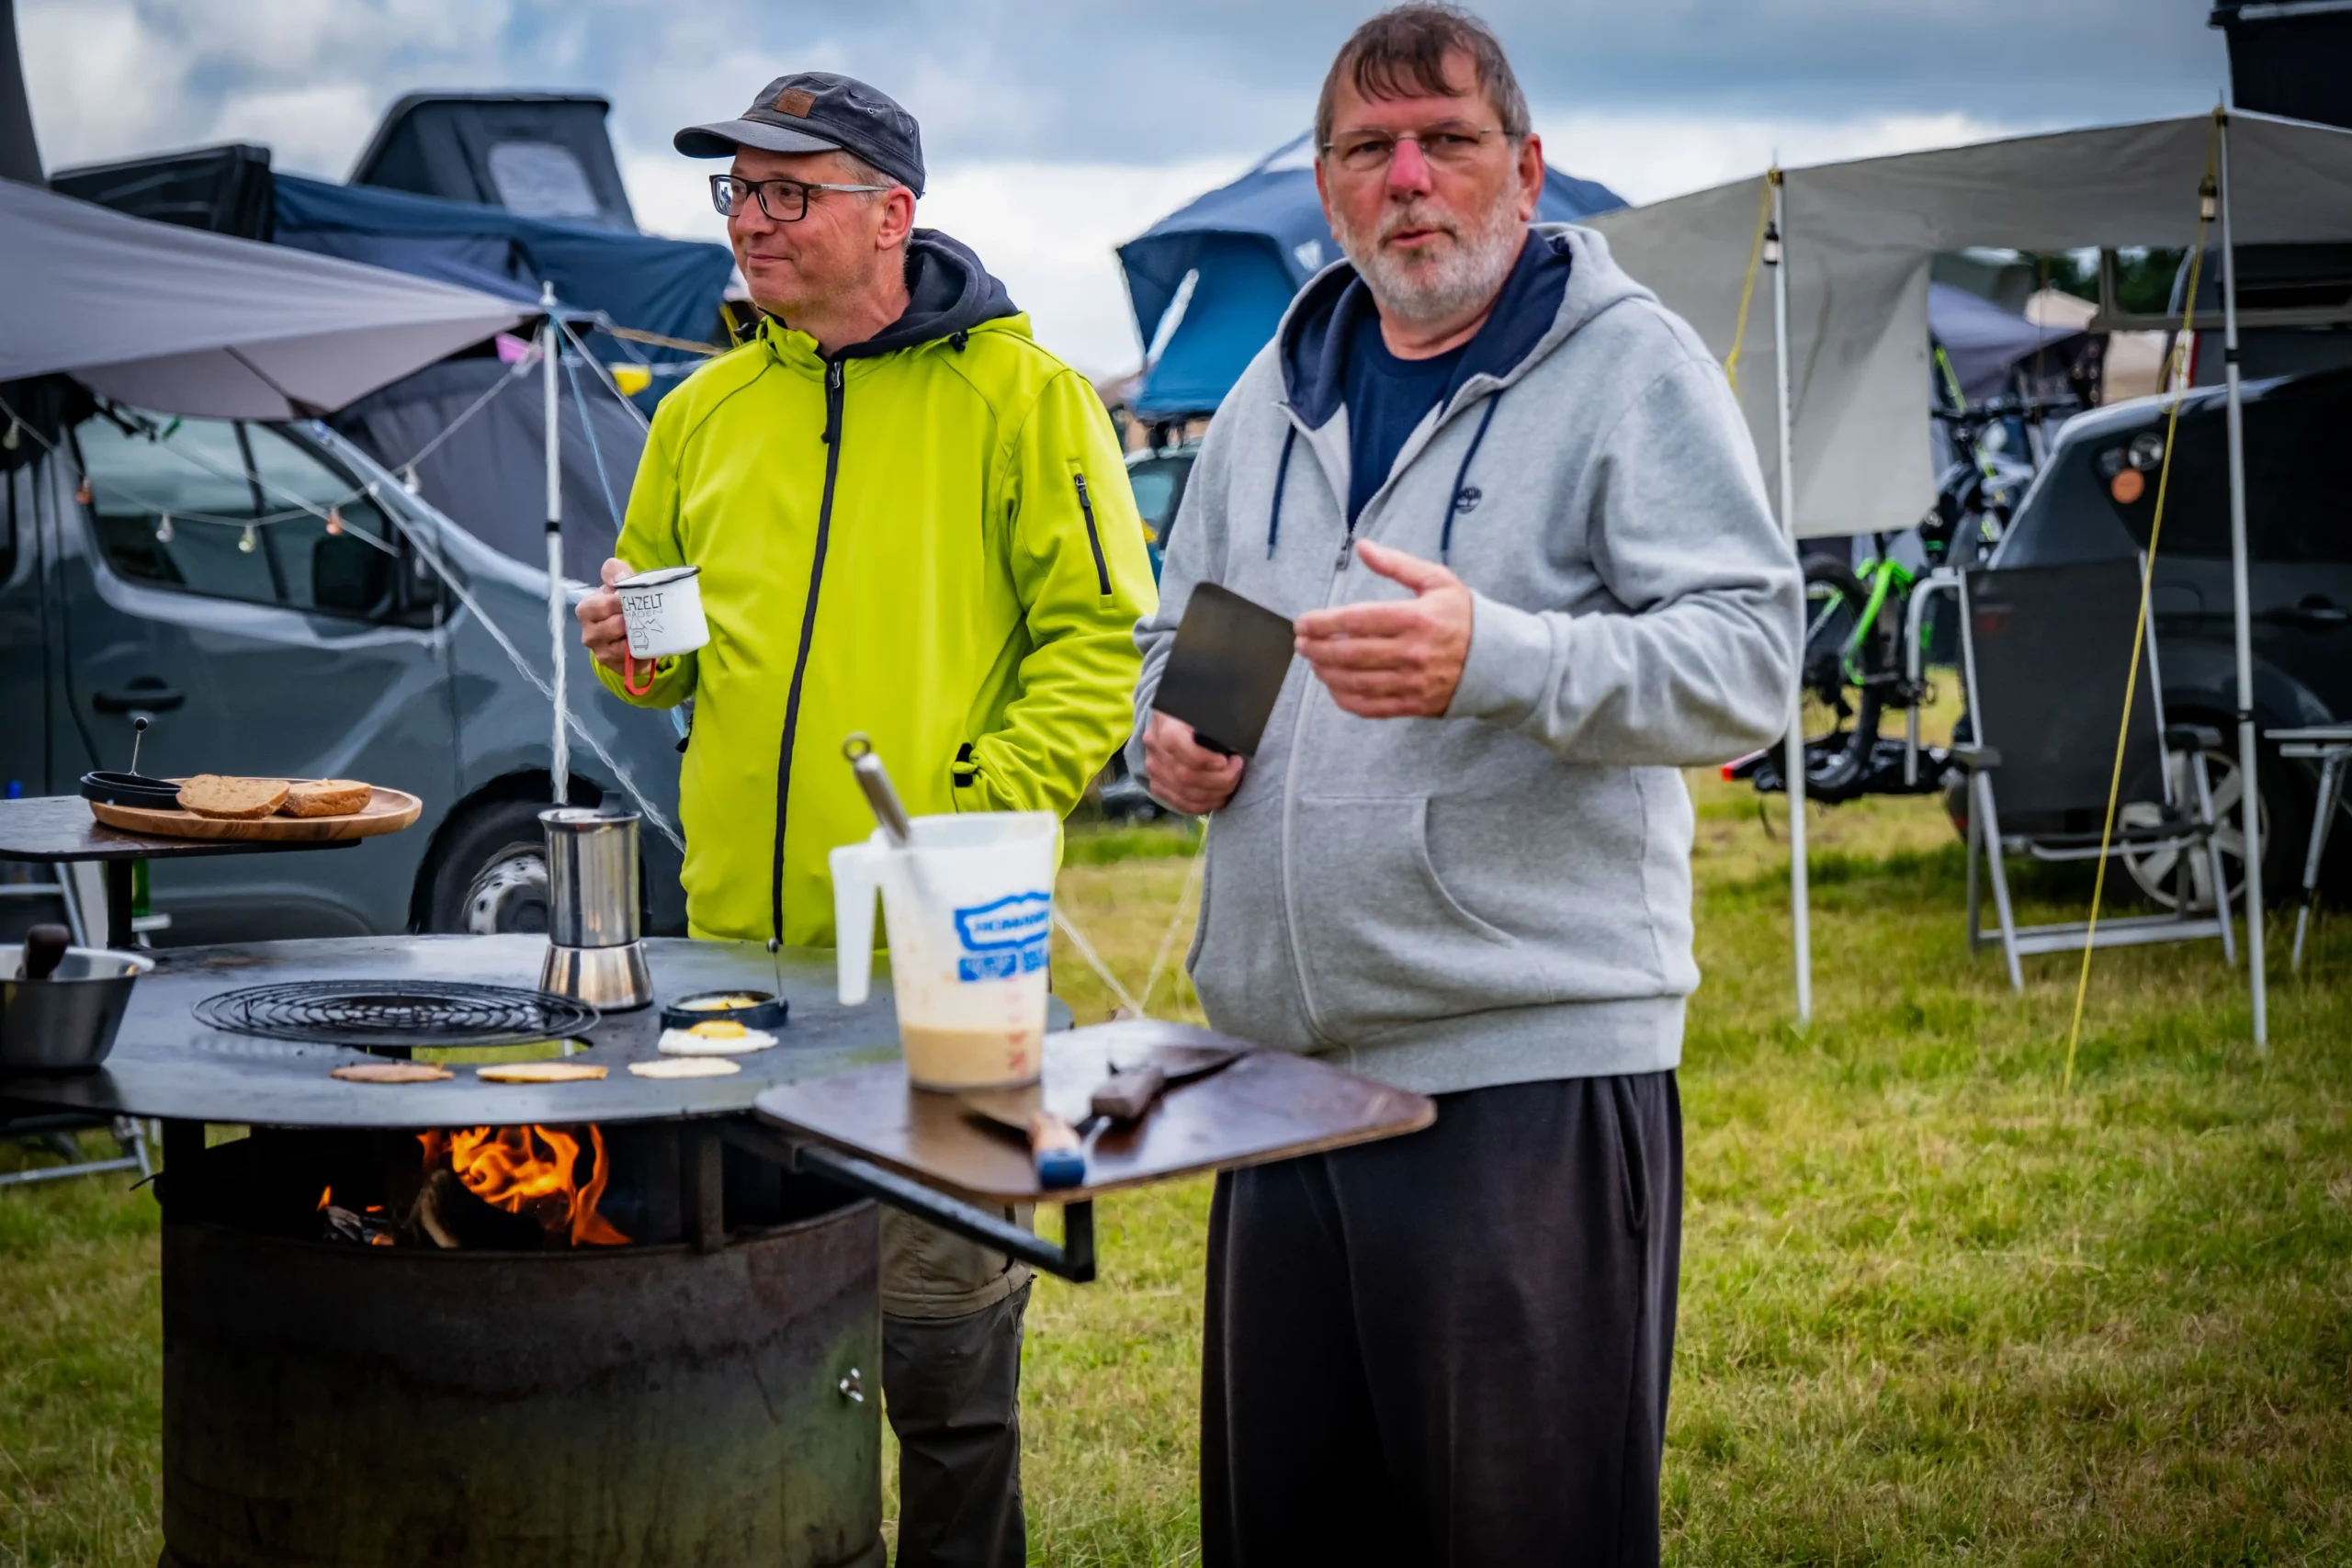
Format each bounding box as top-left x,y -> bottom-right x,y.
1315,5 -> 1532,152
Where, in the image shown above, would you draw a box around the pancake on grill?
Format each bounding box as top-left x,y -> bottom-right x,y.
475,1061 -> 607,1083
628,1056 -> 742,1078
331,1061 -> 453,1083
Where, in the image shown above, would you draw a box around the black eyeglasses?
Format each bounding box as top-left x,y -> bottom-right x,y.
709,173 -> 891,222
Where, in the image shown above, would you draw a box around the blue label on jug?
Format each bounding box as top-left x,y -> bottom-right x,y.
952,890 -> 1053,984
953,891 -> 1052,952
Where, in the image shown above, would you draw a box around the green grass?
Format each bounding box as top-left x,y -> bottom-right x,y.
7,776 -> 2351,1565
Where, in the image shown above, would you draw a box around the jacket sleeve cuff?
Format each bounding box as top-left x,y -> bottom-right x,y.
1446,592 -> 1555,727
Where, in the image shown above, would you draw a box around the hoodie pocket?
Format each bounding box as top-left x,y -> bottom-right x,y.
1288,796 -> 1544,1040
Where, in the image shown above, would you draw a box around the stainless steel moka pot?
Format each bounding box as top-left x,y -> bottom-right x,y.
537,807 -> 653,1011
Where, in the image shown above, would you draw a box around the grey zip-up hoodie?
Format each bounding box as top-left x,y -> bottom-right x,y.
1127,224 -> 1799,1095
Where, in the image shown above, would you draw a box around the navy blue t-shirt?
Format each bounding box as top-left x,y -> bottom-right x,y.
1342,308 -> 1467,525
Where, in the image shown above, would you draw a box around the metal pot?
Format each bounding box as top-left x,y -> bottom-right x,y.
1,946 -> 155,1071
537,807 -> 652,1010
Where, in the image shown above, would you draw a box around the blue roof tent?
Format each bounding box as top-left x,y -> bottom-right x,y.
1119,135 -> 1626,419
272,173 -> 736,378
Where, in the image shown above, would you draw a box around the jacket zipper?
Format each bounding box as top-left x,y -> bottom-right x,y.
1072,472 -> 1112,595
770,357 -> 846,947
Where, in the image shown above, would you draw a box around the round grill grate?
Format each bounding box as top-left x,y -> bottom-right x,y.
194,981 -> 600,1051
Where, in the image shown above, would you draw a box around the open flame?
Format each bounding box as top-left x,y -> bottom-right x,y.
418,1125 -> 628,1247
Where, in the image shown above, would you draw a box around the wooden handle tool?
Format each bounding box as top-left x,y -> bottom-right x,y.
23,924 -> 71,981
1027,1111 -> 1088,1190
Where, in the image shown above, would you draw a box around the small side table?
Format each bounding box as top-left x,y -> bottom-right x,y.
0,795 -> 358,950
2272,727 -> 2352,973
0,795 -> 360,1189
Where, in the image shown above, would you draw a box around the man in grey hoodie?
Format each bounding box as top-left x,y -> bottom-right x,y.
1128,7 -> 1799,1562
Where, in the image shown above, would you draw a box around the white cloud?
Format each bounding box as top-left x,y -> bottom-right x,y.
202,84 -> 384,179
18,0 -> 190,166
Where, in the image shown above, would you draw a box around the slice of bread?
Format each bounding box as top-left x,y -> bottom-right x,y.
177,775 -> 290,819
281,779 -> 372,818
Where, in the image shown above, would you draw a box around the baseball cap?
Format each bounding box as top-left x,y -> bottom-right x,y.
674,71 -> 926,197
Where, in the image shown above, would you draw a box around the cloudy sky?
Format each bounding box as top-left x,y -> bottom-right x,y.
17,0 -> 2228,376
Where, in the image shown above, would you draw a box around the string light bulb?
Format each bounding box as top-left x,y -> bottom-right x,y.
401,465 -> 420,495
1761,220 -> 1781,267
2199,175 -> 2217,223
74,478 -> 92,505
238,523 -> 258,555
154,513 -> 174,543
2,417 -> 18,451
325,507 -> 344,537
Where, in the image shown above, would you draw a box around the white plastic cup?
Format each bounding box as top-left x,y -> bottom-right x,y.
615,565 -> 709,660
831,812 -> 1057,1090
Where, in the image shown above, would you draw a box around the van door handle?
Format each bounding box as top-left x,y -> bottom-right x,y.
2274,598 -> 2350,630
94,682 -> 186,714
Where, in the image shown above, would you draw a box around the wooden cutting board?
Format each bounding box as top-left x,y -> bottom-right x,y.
88,785 -> 423,843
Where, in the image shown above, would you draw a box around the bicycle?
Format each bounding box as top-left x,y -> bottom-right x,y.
1729,397 -> 2046,804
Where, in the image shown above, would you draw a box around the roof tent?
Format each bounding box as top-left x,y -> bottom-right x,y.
351,92 -> 639,232
2210,1 -> 2352,130
272,173 -> 733,359
1118,136 -> 1625,419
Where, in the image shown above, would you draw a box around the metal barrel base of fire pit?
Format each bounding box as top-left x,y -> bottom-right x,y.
159,1198 -> 884,1568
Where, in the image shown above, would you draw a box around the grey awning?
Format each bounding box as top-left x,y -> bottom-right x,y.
0,176 -> 526,418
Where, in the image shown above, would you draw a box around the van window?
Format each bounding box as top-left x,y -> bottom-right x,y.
2099,375 -> 2352,563
75,412 -> 400,617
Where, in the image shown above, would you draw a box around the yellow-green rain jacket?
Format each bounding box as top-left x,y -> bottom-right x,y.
595,231 -> 1156,946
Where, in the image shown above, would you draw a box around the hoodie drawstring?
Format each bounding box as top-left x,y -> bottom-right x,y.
1266,425 -> 1297,558
1441,392 -> 1503,562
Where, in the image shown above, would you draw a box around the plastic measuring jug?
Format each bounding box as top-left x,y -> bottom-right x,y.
831,811 -> 1058,1089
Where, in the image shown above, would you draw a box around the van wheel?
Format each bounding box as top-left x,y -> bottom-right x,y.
421,799 -> 550,934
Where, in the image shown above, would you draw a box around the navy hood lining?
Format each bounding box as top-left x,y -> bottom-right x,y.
1280,230 -> 1571,427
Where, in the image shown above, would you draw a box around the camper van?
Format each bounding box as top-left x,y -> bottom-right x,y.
0,395 -> 688,945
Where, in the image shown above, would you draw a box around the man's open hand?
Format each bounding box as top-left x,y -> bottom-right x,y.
1142,711 -> 1245,816
577,557 -> 634,675
1294,540 -> 1473,718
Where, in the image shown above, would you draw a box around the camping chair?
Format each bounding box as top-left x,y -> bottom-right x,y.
1953,558 -> 2236,989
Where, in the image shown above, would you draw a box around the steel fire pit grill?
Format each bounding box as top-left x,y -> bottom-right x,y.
0,932 -> 1435,1568
191,978 -> 601,1049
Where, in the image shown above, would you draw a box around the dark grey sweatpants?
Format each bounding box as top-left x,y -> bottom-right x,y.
1203,1072 -> 1682,1568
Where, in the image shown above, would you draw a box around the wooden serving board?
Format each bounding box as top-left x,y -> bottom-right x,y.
87,785 -> 423,843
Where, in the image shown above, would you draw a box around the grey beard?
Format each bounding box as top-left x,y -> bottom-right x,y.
1334,199 -> 1525,330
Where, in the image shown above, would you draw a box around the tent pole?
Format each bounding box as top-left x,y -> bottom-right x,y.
2215,108 -> 2267,1050
1770,168 -> 1811,1027
542,282 -> 571,808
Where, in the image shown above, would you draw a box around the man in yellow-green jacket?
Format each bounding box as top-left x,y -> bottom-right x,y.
577,71 -> 1154,1568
